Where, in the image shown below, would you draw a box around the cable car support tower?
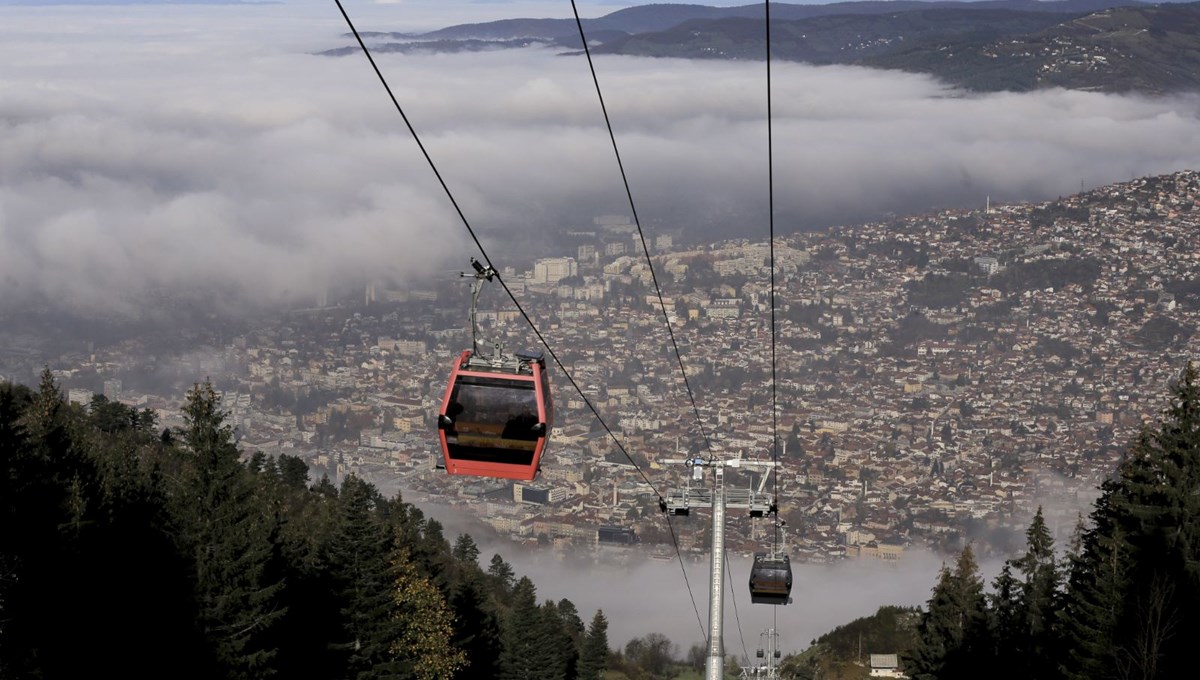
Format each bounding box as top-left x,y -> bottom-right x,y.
742,629 -> 783,679
660,455 -> 778,680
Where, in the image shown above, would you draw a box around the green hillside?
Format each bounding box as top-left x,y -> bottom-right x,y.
595,9 -> 1071,64
592,3 -> 1200,94
863,2 -> 1200,93
323,1 -> 1200,94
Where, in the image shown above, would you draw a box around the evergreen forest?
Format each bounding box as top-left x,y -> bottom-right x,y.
770,364 -> 1200,680
5,363 -> 1200,679
897,363 -> 1200,680
0,373 -> 614,680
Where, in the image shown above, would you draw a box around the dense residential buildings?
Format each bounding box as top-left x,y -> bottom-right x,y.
9,170 -> 1200,565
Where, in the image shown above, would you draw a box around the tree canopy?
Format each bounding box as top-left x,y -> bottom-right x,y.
0,375 -> 611,680
900,363 -> 1200,680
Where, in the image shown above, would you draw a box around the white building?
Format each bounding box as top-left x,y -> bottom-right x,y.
68,388 -> 93,407
869,654 -> 906,678
604,241 -> 627,257
377,338 -> 427,356
974,256 -> 1000,275
530,257 -> 578,285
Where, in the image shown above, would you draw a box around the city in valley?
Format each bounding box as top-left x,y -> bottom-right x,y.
6,170 -> 1198,565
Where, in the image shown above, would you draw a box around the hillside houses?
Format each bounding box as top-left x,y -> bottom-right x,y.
30,171 -> 1200,565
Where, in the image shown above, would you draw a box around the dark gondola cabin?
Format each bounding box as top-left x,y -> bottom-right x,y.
438,348 -> 553,481
748,552 -> 792,605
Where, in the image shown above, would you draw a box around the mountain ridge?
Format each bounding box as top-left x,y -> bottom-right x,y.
411,1 -> 1145,41
326,1 -> 1200,94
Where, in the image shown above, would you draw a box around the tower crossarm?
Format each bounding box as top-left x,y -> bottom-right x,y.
660,457 -> 777,515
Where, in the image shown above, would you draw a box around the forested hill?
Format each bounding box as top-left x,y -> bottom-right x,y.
781,364 -> 1200,680
390,1 -> 1139,42
330,1 -> 1200,95
589,2 -> 1200,94
0,374 -> 611,679
860,1 -> 1200,94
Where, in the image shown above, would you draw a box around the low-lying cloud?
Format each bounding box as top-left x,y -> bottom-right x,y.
408,495 -> 1005,657
4,1 -> 1200,320
515,549 -> 952,657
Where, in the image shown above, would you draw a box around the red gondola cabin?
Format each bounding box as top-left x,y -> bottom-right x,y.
438,348 -> 553,480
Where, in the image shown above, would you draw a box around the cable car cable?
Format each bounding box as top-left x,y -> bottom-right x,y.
725,549 -> 752,663
333,0 -> 491,276
569,0 -> 789,635
565,0 -> 719,638
764,0 -> 783,558
765,1 -> 786,628
568,0 -> 719,464
671,525 -> 709,640
332,0 -> 648,494
333,0 -> 707,640
765,0 -> 780,533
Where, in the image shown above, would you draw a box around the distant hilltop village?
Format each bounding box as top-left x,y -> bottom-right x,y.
21,169 -> 1200,564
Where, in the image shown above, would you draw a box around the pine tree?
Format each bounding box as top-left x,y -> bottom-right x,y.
424,518 -> 447,552
500,576 -> 556,680
1058,363 -> 1200,678
328,475 -> 402,679
986,563 -> 1022,677
1012,507 -> 1061,679
314,473 -> 339,497
0,381 -> 32,674
556,598 -> 586,680
269,500 -> 342,679
1137,361 -> 1200,677
488,552 -> 518,619
179,381 -> 285,678
577,610 -> 609,680
247,450 -> 268,474
277,453 -> 309,489
4,371 -> 111,676
412,516 -> 457,594
446,569 -> 503,679
452,533 -> 481,565
441,534 -> 501,676
904,545 -> 987,679
3,376 -> 615,680
1107,364 -> 1199,678
88,428 -> 212,679
538,599 -> 574,680
4,373 -> 208,678
1058,491 -> 1131,680
489,553 -> 517,593
975,508 -> 1063,679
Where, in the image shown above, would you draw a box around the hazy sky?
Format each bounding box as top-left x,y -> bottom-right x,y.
3,0 -> 1200,320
